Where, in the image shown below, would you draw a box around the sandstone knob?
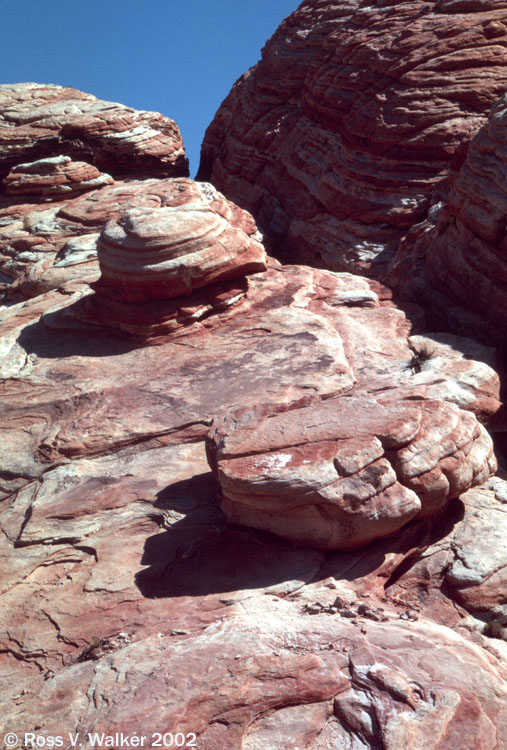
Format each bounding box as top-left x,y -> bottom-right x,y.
94,180 -> 267,302
2,154 -> 114,196
207,396 -> 497,550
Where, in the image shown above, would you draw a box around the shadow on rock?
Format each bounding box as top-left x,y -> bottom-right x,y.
136,472 -> 325,599
17,308 -> 137,359
136,472 -> 467,600
320,497 -> 466,586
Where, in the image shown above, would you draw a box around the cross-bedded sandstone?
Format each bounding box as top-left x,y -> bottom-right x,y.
199,0 -> 507,278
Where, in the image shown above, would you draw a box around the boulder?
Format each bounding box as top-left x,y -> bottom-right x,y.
207,394 -> 496,549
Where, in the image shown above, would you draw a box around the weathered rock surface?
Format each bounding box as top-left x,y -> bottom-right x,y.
0,84 -> 188,303
416,94 -> 507,342
2,155 -> 114,197
94,182 -> 264,300
0,83 -> 188,181
208,394 -> 496,550
1,84 -> 506,747
198,0 -> 507,278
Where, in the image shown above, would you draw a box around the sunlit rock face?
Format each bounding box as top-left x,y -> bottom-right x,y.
207,392 -> 497,550
198,0 -> 507,278
80,178 -> 267,338
2,155 -> 114,196
1,83 -> 506,749
0,84 -> 189,301
93,179 -> 267,303
0,82 -> 188,180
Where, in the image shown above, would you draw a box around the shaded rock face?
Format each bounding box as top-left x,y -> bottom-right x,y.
1,84 -> 507,747
198,0 -> 507,277
421,95 -> 507,340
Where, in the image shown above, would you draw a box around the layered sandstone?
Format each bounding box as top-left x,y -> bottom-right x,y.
94,183 -> 265,302
2,155 -> 114,196
422,94 -> 507,340
1,83 -> 506,747
208,380 -> 496,550
0,83 -> 188,180
0,84 -> 189,302
199,0 -> 507,277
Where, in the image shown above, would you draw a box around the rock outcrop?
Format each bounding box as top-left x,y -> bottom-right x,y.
0,83 -> 188,181
207,395 -> 496,550
0,84 -> 189,303
198,0 -> 507,278
1,83 -> 506,748
418,94 -> 507,342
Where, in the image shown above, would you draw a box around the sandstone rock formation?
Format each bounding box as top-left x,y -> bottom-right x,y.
417,93 -> 507,342
207,395 -> 496,549
0,83 -> 188,181
0,84 -> 189,303
198,0 -> 507,278
1,83 -> 507,748
2,155 -> 114,196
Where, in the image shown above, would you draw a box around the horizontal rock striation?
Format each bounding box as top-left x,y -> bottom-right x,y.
199,0 -> 507,277
0,83 -> 188,181
207,394 -> 496,549
422,94 -> 507,341
0,84 -> 189,302
1,85 -> 506,747
2,155 -> 114,196
92,179 -> 267,304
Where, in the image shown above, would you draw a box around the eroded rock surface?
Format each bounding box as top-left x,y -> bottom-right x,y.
420,94 -> 507,342
1,84 -> 506,748
199,0 -> 507,278
208,384 -> 496,550
0,83 -> 188,181
0,83 -> 188,303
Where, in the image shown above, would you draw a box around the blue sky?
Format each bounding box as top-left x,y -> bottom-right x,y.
0,0 -> 298,175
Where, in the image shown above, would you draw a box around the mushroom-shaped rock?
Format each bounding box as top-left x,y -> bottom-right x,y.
207,396 -> 496,550
93,181 -> 267,302
2,155 -> 114,196
83,179 -> 267,337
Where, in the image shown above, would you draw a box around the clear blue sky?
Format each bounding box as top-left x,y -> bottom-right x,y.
0,0 -> 298,175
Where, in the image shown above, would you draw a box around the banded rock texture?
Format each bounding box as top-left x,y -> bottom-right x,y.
2,155 -> 114,196
207,394 -> 496,550
199,0 -> 507,277
0,84 -> 189,302
422,94 -> 507,341
1,85 -> 506,747
81,179 -> 267,338
0,83 -> 188,181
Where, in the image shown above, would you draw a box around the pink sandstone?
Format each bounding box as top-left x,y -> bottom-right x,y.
198,0 -> 507,279
0,83 -> 506,748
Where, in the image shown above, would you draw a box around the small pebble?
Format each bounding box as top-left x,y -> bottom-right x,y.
340,609 -> 356,618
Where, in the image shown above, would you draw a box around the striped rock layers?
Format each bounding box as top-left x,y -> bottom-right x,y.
423,94 -> 507,340
198,0 -> 507,277
207,393 -> 496,550
84,179 -> 267,338
0,82 -> 188,180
